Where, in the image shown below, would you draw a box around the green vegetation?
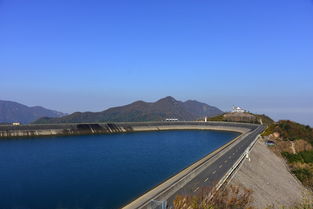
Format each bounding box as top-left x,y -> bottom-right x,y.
208,113 -> 274,125
281,151 -> 313,164
282,152 -> 304,163
264,120 -> 313,191
278,121 -> 313,141
252,113 -> 274,125
292,168 -> 313,183
301,151 -> 313,163
261,123 -> 276,136
262,120 -> 313,142
208,114 -> 224,121
281,150 -> 313,188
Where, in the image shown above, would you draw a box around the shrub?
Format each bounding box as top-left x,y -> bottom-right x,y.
300,151 -> 313,163
292,168 -> 312,183
281,151 -> 313,164
282,152 -> 304,163
261,120 -> 313,144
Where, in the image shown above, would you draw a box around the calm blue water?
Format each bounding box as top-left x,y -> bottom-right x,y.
0,130 -> 239,209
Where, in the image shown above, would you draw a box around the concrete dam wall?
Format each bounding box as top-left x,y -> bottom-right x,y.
0,121 -> 257,138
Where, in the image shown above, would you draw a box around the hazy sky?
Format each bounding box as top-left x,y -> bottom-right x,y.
1,0 -> 313,125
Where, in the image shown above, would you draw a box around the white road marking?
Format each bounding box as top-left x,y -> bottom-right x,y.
193,187 -> 199,193
233,152 -> 235,155
224,160 -> 228,163
219,165 -> 223,168
204,178 -> 209,182
212,170 -> 216,174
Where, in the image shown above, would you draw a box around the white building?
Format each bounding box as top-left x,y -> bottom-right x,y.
165,118 -> 178,121
232,106 -> 246,113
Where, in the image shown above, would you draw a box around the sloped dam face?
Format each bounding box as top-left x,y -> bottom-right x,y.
0,130 -> 239,209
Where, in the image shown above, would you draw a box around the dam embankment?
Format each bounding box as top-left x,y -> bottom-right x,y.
0,121 -> 257,138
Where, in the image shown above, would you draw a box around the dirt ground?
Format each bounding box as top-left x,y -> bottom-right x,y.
229,137 -> 311,209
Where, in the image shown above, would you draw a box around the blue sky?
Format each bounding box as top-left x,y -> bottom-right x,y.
1,0 -> 313,125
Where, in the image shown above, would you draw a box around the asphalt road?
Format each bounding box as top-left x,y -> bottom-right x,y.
166,125 -> 265,206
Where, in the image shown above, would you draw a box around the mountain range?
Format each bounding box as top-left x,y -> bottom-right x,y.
0,100 -> 66,124
34,96 -> 223,124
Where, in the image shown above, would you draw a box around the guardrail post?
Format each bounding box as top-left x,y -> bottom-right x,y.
245,150 -> 250,161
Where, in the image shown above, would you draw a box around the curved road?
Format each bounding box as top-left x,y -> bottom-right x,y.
166,125 -> 264,206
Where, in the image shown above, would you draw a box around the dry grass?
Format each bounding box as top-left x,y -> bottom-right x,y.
173,185 -> 253,209
291,196 -> 313,209
290,162 -> 312,170
267,137 -> 312,158
294,140 -> 313,153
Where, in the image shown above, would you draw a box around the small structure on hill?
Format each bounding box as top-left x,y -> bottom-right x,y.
232,106 -> 246,113
12,122 -> 21,126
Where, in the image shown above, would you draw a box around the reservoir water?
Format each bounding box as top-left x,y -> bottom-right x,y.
0,130 -> 239,209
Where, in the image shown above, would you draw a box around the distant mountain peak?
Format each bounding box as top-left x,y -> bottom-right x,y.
131,100 -> 147,105
157,96 -> 177,102
185,99 -> 197,102
164,96 -> 176,100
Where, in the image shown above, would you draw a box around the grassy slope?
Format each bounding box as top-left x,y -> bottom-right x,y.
262,120 -> 313,142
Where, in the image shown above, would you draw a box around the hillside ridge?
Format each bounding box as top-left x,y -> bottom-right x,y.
34,96 -> 223,124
